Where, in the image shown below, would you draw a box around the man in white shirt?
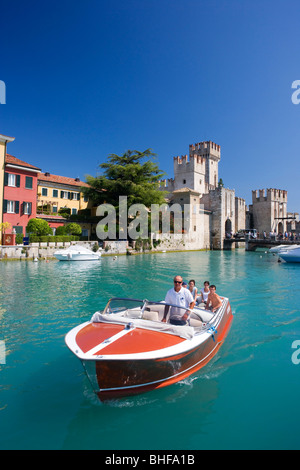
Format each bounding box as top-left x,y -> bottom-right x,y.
162,275 -> 195,325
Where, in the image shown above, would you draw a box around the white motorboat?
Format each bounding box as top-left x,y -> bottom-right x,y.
54,244 -> 101,261
269,244 -> 298,253
279,246 -> 300,263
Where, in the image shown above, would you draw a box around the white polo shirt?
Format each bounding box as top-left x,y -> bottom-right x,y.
165,287 -> 194,321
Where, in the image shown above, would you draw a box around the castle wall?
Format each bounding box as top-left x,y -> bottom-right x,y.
251,188 -> 288,234
235,197 -> 246,231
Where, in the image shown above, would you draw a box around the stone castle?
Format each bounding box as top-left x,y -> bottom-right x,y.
158,140 -> 298,249
159,140 -> 246,249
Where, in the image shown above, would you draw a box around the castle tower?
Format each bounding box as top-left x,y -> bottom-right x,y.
173,141 -> 221,194
251,188 -> 288,234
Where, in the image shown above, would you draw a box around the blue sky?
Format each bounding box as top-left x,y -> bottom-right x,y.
1,0 -> 300,211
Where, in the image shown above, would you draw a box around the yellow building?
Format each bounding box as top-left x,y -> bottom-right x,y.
37,172 -> 90,216
0,133 -> 15,242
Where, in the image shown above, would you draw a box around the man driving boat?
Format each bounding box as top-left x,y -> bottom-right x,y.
162,275 -> 195,325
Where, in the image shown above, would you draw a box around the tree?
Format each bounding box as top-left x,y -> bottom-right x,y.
0,222 -> 11,244
26,218 -> 52,236
82,149 -> 167,208
218,178 -> 224,188
65,223 -> 82,236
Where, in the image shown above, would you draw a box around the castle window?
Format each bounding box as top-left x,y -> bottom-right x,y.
183,179 -> 186,184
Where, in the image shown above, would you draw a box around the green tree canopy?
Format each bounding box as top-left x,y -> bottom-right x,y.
26,218 -> 52,236
82,149 -> 167,207
65,223 -> 82,236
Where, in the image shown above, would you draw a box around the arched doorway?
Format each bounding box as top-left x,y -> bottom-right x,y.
278,222 -> 283,236
225,218 -> 232,237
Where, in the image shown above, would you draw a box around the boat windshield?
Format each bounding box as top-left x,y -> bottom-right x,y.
102,298 -> 209,325
104,298 -> 144,315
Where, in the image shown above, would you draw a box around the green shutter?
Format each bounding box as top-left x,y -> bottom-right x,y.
16,175 -> 20,187
4,172 -> 8,186
3,200 -> 7,213
15,201 -> 19,214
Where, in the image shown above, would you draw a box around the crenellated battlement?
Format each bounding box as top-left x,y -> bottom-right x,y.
173,153 -> 206,167
189,140 -> 221,161
252,188 -> 288,203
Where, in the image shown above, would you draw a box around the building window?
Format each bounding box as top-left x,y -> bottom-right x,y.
53,189 -> 58,197
22,202 -> 32,215
13,226 -> 23,235
4,200 -> 19,214
183,179 -> 186,184
61,191 -> 69,199
53,206 -> 58,213
72,192 -> 80,200
4,173 -> 20,187
25,176 -> 33,189
8,174 -> 16,186
72,208 -> 77,215
41,188 -> 48,196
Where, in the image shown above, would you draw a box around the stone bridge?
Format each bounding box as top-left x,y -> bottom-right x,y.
223,237 -> 300,251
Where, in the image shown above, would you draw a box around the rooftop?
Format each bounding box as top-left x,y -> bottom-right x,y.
38,172 -> 90,187
5,154 -> 41,171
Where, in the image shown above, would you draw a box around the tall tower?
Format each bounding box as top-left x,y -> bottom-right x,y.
189,141 -> 221,192
173,141 -> 221,195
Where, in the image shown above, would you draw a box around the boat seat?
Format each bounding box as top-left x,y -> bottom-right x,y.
142,310 -> 159,322
189,318 -> 203,327
125,308 -> 142,319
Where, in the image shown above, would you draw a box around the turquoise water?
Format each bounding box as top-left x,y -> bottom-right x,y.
0,250 -> 299,450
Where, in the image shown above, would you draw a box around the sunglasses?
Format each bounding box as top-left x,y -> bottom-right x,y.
174,280 -> 182,284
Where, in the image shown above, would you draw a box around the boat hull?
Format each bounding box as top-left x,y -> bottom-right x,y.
54,253 -> 100,261
70,301 -> 233,400
279,247 -> 300,263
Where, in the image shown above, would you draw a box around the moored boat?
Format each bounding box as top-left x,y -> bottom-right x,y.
65,296 -> 233,400
269,244 -> 298,253
278,246 -> 300,263
54,244 -> 101,261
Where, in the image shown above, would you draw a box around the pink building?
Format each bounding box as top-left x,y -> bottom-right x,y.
3,154 -> 41,237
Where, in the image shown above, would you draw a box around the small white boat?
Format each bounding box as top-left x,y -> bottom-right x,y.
54,244 -> 101,261
269,244 -> 298,253
279,246 -> 300,263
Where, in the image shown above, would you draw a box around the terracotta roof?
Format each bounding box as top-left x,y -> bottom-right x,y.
5,154 -> 41,171
38,172 -> 90,188
172,187 -> 200,194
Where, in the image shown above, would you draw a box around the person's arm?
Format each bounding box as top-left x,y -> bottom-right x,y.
212,295 -> 222,312
162,304 -> 169,322
182,301 -> 195,322
205,293 -> 212,310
